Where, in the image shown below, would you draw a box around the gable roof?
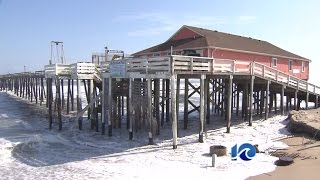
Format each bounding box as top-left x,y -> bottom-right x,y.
133,25 -> 310,61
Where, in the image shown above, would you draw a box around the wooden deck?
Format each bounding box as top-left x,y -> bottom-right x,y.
1,55 -> 319,149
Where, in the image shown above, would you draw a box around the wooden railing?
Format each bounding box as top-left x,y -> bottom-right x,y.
44,64 -> 71,78
4,55 -> 319,95
251,62 -> 320,94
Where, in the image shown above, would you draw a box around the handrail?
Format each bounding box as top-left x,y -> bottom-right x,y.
251,61 -> 320,94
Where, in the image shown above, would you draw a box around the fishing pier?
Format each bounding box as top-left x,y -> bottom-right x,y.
1,55 -> 319,149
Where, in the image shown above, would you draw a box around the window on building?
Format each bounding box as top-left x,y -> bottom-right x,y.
152,53 -> 160,57
302,61 -> 305,72
272,57 -> 277,67
288,60 -> 293,71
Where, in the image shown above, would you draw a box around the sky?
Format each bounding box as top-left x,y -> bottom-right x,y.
0,0 -> 319,84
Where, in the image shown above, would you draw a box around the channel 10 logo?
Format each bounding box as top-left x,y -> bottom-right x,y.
231,143 -> 256,161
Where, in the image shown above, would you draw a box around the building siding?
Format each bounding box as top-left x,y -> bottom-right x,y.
209,48 -> 309,80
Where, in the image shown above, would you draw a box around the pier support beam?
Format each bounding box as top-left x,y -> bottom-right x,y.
48,78 -> 53,130
102,78 -> 108,135
293,90 -> 298,111
161,79 -> 165,126
154,79 -> 160,135
171,75 -> 178,149
206,77 -> 210,124
306,92 -> 309,110
77,79 -> 83,130
199,74 -> 205,143
265,81 -> 270,120
281,85 -> 285,115
147,78 -> 153,145
226,75 -> 233,133
128,78 -> 133,140
108,78 -> 112,136
249,76 -> 254,126
176,77 -> 180,137
184,78 -> 189,129
56,78 -> 62,130
165,79 -> 170,122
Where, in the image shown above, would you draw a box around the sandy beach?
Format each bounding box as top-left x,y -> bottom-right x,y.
250,111 -> 320,180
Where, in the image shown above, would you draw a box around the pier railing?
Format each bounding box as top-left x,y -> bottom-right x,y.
124,55 -> 320,95
251,62 -> 320,94
3,55 -> 319,95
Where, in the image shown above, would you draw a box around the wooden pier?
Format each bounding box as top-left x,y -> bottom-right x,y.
1,55 -> 320,149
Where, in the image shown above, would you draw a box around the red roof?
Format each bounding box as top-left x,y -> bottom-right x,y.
133,25 -> 309,61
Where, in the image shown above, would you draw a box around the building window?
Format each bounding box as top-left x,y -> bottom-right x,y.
152,53 -> 160,57
302,61 -> 305,72
288,60 -> 293,71
272,57 -> 277,67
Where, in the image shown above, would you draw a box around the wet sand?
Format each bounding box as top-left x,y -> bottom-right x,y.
249,136 -> 320,180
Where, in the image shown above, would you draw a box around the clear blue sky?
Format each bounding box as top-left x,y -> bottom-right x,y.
0,0 -> 319,83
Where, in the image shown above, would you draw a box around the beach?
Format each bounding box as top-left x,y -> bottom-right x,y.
1,90 -> 319,179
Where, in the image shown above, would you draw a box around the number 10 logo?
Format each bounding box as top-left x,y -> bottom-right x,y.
231,143 -> 256,161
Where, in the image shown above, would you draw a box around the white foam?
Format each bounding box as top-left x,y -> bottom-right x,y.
0,114 -> 8,118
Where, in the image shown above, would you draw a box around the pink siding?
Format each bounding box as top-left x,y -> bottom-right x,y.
211,49 -> 309,80
172,27 -> 201,41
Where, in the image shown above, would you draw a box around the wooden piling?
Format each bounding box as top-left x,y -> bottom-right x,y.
165,79 -> 170,122
249,76 -> 254,126
102,78 -> 107,135
128,78 -> 133,140
281,85 -> 285,115
184,78 -> 189,129
199,74 -> 205,143
147,78 -> 153,145
206,77 -> 210,124
56,78 -> 62,130
265,81 -> 270,120
77,79 -> 82,130
108,77 -> 112,136
171,75 -> 178,149
161,79 -> 165,126
226,75 -> 233,133
154,79 -> 160,135
48,78 -> 53,130
294,90 -> 298,110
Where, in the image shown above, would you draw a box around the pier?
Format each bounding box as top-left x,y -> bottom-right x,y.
1,55 -> 319,149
